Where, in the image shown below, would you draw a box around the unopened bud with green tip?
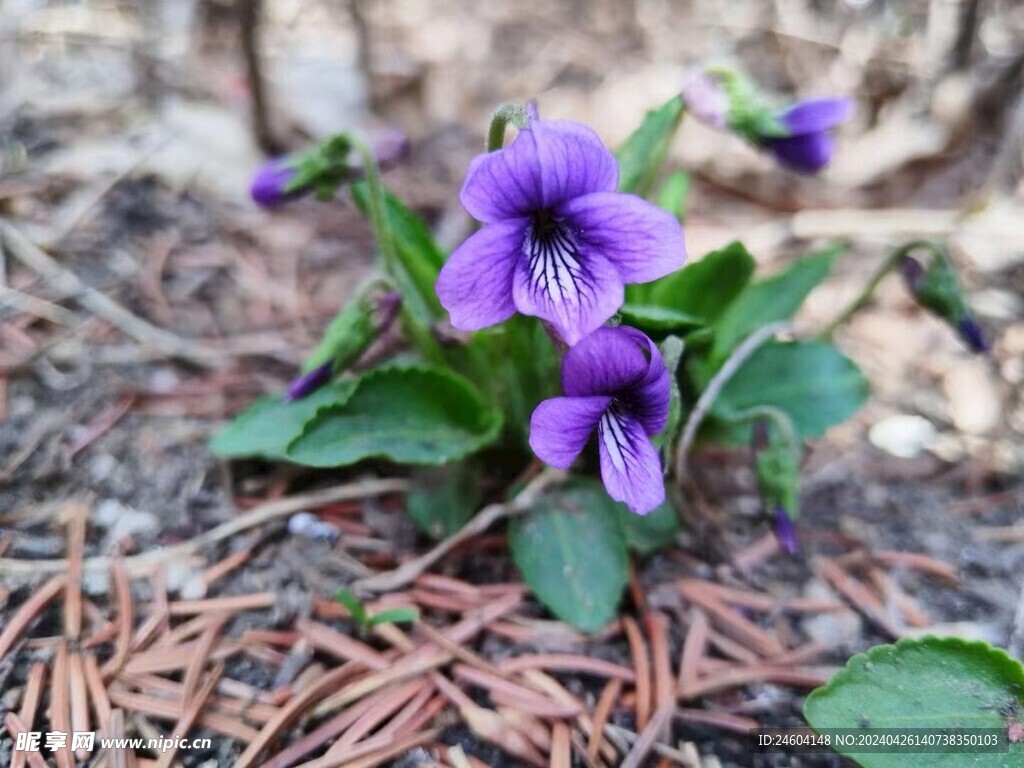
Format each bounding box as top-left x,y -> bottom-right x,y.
251,128 -> 409,208
899,245 -> 988,354
751,415 -> 802,556
683,64 -> 851,174
287,286 -> 403,401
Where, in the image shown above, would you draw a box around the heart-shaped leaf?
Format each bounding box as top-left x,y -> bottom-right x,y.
616,498 -> 680,555
703,340 -> 869,445
510,479 -> 629,633
406,462 -> 483,539
209,381 -> 359,459
804,637 -> 1024,768
709,245 -> 841,366
287,363 -> 501,466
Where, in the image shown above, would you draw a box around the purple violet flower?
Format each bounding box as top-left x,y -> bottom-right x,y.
286,362 -> 333,402
529,326 -> 670,514
436,119 -> 686,345
251,159 -> 307,208
761,98 -> 853,174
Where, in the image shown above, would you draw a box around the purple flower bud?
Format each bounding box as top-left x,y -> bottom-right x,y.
762,98 -> 853,174
899,255 -> 925,296
374,291 -> 403,332
774,506 -> 800,556
956,316 -> 990,354
371,127 -> 410,172
250,159 -> 308,208
680,69 -> 729,129
286,362 -> 332,402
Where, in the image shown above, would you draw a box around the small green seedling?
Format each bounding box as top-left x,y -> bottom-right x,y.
335,587 -> 419,633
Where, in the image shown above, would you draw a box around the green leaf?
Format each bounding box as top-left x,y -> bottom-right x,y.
704,341 -> 869,445
351,183 -> 446,326
655,171 -> 692,220
804,637 -> 1024,768
368,607 -> 420,627
647,241 -> 757,323
510,479 -> 629,633
616,96 -> 685,197
209,381 -> 359,459
287,363 -> 502,467
335,587 -> 367,626
618,304 -> 705,336
406,462 -> 483,539
617,499 -> 680,555
708,245 -> 842,366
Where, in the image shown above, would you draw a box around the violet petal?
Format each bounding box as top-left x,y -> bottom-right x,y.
529,395 -> 612,468
435,218 -> 526,330
597,410 -> 665,515
459,120 -> 618,223
558,191 -> 686,284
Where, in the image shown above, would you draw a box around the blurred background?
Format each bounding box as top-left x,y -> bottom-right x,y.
1,1 -> 1023,765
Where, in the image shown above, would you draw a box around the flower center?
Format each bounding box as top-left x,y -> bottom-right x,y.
525,213 -> 591,306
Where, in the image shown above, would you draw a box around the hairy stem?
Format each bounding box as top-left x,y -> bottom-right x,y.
821,239 -> 945,337
725,404 -> 800,456
674,321 -> 793,480
486,103 -> 530,152
348,134 -> 441,360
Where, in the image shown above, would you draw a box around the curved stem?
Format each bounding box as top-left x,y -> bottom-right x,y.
674,321 -> 793,480
725,404 -> 800,457
347,133 -> 397,270
821,239 -> 945,337
348,133 -> 442,361
486,103 -> 529,152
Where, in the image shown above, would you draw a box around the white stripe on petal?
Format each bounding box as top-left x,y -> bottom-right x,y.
599,409 -> 636,474
525,220 -> 594,310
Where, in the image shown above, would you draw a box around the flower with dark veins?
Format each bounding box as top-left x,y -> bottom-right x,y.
760,98 -> 853,174
529,326 -> 670,513
436,119 -> 686,345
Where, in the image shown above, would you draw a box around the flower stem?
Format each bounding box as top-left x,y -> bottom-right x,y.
727,404 -> 800,458
821,239 -> 944,337
674,321 -> 793,480
347,132 -> 441,360
347,133 -> 397,269
486,103 -> 530,152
